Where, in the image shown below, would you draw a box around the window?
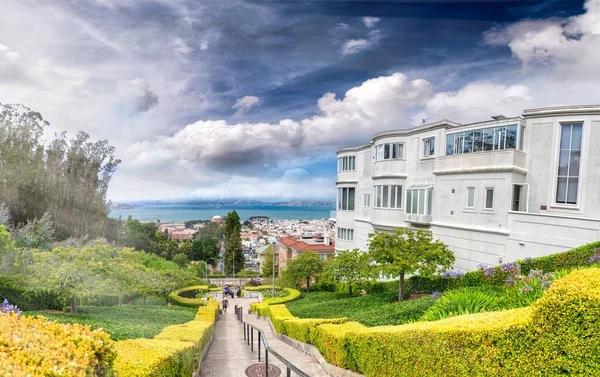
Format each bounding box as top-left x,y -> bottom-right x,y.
466,187 -> 475,209
337,187 -> 355,211
447,125 -> 518,155
423,137 -> 435,157
484,188 -> 495,210
373,185 -> 402,209
556,123 -> 582,205
375,142 -> 404,161
363,194 -> 370,207
512,184 -> 528,212
337,228 -> 354,241
337,156 -> 355,172
406,187 -> 433,215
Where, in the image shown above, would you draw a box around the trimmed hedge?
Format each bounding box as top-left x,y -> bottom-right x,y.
0,283 -> 65,311
168,285 -> 209,308
113,300 -> 220,377
244,285 -> 282,291
0,313 -> 115,376
325,268 -> 600,376
313,322 -> 367,370
250,288 -> 301,312
282,317 -> 347,344
268,304 -> 297,334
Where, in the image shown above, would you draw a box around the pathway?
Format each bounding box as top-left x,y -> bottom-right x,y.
200,297 -> 330,377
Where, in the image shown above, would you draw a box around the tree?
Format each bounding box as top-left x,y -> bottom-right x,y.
261,245 -> 279,278
283,251 -> 324,292
172,253 -> 189,268
0,105 -> 120,240
224,232 -> 243,275
12,212 -> 54,251
223,210 -> 240,242
368,228 -> 454,301
0,203 -> 10,227
325,249 -> 372,297
105,217 -> 125,245
124,219 -> 156,252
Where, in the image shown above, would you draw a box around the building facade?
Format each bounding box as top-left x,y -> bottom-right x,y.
335,105 -> 600,271
275,236 -> 335,274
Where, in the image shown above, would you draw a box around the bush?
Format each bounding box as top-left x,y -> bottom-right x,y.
168,285 -> 209,308
0,281 -> 66,311
267,304 -> 296,334
282,317 -> 347,344
113,301 -> 219,377
420,288 -> 503,321
0,313 -> 115,376
313,322 -> 367,370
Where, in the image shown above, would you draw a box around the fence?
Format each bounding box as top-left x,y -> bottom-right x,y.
234,305 -> 309,377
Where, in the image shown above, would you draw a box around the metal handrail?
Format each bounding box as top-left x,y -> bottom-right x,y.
235,305 -> 309,377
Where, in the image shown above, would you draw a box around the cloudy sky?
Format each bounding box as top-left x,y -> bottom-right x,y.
1,0 -> 598,202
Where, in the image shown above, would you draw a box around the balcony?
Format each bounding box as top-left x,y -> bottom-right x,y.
372,159 -> 407,179
405,214 -> 433,225
433,149 -> 527,176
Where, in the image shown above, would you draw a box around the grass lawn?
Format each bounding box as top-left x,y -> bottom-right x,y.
285,291 -> 435,327
25,304 -> 198,341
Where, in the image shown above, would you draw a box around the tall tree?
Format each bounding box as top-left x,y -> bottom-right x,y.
0,104 -> 120,240
283,251 -> 324,292
261,245 -> 279,278
224,232 -> 243,275
368,228 -> 454,301
325,249 -> 372,297
223,210 -> 241,242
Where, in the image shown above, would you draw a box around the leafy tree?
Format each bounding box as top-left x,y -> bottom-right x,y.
195,221 -> 223,239
12,212 -> 54,251
0,203 -> 10,226
223,210 -> 240,242
0,225 -> 16,274
124,219 -> 156,252
283,251 -> 324,292
325,249 -> 372,297
368,228 -> 454,301
0,104 -> 120,239
224,231 -> 243,275
261,245 -> 279,278
105,217 -> 125,245
172,253 -> 189,268
179,241 -> 192,259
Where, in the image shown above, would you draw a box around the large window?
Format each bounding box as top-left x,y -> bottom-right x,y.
556,123 -> 582,205
337,228 -> 354,241
373,185 -> 402,209
375,142 -> 404,161
446,125 -> 518,156
337,187 -> 355,211
406,187 -> 433,215
337,156 -> 356,172
423,137 -> 435,157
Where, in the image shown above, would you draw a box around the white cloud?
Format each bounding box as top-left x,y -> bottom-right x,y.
233,95 -> 261,117
342,39 -> 371,55
362,16 -> 380,28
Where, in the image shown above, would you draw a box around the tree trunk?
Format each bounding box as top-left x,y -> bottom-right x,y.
348,282 -> 353,298
142,295 -> 146,306
306,276 -> 310,292
398,273 -> 405,302
70,293 -> 78,314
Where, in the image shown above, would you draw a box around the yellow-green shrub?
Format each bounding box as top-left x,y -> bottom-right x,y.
268,304 -> 296,334
282,317 -> 347,344
0,313 -> 115,377
113,339 -> 195,377
262,288 -> 301,305
244,285 -> 282,291
114,300 -> 219,376
168,285 -> 209,308
313,322 -> 367,370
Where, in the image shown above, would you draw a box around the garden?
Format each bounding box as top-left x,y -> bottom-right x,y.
253,229 -> 600,376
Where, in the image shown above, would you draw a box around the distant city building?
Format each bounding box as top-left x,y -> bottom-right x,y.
275,236 -> 335,274
168,229 -> 196,240
334,105 -> 600,271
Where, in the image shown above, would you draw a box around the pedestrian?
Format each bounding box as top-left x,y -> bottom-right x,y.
221,297 -> 229,313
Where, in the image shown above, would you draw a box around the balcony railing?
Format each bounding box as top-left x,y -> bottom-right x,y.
433,149 -> 527,176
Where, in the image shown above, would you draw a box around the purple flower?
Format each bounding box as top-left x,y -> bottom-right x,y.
431,291 -> 441,300
1,299 -> 22,317
477,264 -> 487,271
505,275 -> 515,287
484,267 -> 496,278
519,285 -> 534,294
528,269 -> 542,279
441,270 -> 464,279
590,254 -> 600,264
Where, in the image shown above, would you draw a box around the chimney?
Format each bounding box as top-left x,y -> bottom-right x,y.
324,235 -> 330,246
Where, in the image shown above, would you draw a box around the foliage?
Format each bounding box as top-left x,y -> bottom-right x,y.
0,203 -> 10,226
168,285 -> 210,308
283,250 -> 324,292
223,210 -> 243,275
26,304 -> 197,341
135,251 -> 180,270
268,304 -> 297,333
12,212 -> 54,251
261,245 -> 279,278
0,312 -> 115,377
112,301 -> 219,377
172,253 -> 188,268
420,287 -> 503,321
313,322 -> 367,370
0,104 -> 120,240
285,291 -> 435,327
282,317 -> 347,344
324,248 -> 372,297
0,298 -> 22,316
250,287 -> 301,313
368,228 -> 454,301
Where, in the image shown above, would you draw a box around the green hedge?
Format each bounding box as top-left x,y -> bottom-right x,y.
282,317 -> 347,344
0,283 -> 66,311
313,322 -> 367,370
370,240 -> 600,295
250,288 -> 301,313
331,268 -> 600,376
168,285 -> 209,308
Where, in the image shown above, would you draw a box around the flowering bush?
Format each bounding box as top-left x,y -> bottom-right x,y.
1,298 -> 22,317
503,269 -> 558,309
0,313 -> 115,376
589,248 -> 600,264
440,270 -> 464,279
420,288 -> 502,321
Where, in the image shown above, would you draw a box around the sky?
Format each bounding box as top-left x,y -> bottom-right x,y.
1,0 -> 599,202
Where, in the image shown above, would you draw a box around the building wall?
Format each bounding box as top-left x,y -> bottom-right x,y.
335,106 -> 600,270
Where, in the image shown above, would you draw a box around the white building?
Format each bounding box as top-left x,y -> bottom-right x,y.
335,105 -> 600,271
